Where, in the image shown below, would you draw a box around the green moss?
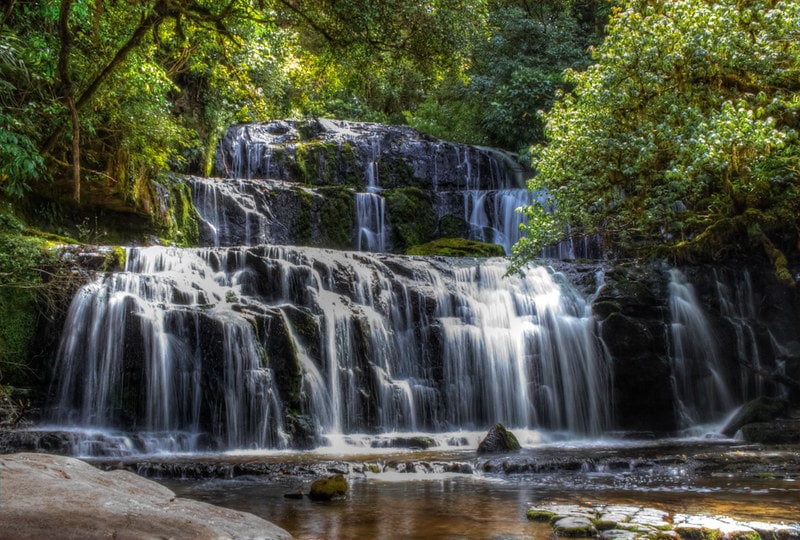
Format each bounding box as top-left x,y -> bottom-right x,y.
159,176 -> 200,246
378,158 -> 417,189
438,214 -> 469,238
591,517 -> 619,531
526,509 -> 558,522
309,474 -> 348,501
100,246 -> 126,272
318,187 -> 354,249
295,142 -> 361,187
293,188 -> 314,244
406,238 -> 506,258
383,187 -> 436,251
0,233 -> 50,385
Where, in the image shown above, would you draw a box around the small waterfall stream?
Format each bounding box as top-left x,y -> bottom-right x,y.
668,269 -> 736,427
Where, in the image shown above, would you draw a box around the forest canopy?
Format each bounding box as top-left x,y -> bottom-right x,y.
1,0 -> 797,276
512,0 -> 800,279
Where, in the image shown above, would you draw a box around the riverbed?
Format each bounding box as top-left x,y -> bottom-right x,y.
142,438 -> 799,539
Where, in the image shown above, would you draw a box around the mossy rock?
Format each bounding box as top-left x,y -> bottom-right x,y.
0,233 -> 51,385
407,238 -> 505,258
438,214 -> 469,238
308,474 -> 348,501
720,396 -> 789,437
527,508 -> 558,522
383,187 -> 436,252
552,517 -> 598,537
294,142 -> 361,187
101,246 -> 126,271
477,423 -> 521,454
317,187 -> 355,249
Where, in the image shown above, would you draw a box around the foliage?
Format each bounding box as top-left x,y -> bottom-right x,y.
1,0 -> 489,208
282,0 -> 489,123
514,0 -> 800,279
407,0 -> 608,151
0,32 -> 47,197
0,232 -> 50,384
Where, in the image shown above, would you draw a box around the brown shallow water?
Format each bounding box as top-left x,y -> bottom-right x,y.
156,440 -> 800,539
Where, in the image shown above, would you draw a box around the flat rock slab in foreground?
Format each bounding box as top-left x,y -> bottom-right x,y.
0,453 -> 292,540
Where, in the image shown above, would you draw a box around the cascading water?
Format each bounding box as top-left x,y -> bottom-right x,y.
201,120 -> 535,255
47,245 -> 611,454
667,269 -> 736,427
712,269 -> 766,400
355,136 -> 390,252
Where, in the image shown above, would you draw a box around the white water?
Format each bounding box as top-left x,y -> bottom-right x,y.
49,246 -> 611,453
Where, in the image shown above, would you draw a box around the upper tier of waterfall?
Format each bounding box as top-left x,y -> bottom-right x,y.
187,119 -> 546,255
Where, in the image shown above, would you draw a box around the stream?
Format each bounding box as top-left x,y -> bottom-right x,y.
138,437 -> 800,538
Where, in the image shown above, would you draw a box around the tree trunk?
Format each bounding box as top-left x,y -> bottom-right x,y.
67,94 -> 80,202
42,9 -> 163,157
58,0 -> 80,202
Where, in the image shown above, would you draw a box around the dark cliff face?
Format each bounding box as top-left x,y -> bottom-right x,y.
593,261 -> 800,434
592,262 -> 675,433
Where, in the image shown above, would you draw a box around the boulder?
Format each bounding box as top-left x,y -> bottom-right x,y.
0,452 -> 292,539
477,423 -> 521,454
308,473 -> 348,501
721,396 -> 789,437
740,419 -> 800,444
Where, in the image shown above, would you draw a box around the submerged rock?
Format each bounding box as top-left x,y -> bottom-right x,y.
477,423 -> 521,454
0,453 -> 292,539
308,473 -> 348,501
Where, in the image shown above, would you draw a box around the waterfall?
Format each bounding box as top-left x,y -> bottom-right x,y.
205,120 -> 538,256
51,248 -> 286,452
668,269 -> 736,427
713,269 -> 766,400
190,177 -> 271,247
48,246 -> 611,453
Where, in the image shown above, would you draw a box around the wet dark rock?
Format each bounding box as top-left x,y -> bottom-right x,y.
740,419 -> 800,444
721,396 -> 789,437
308,473 -> 348,501
370,436 -> 436,450
477,423 -> 521,454
593,261 -> 675,433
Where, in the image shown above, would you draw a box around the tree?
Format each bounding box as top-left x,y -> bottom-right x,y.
513,0 -> 800,282
406,0 -> 609,151
1,0 -> 490,204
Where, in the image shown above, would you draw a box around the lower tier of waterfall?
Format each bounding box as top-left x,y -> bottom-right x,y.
48,246 -> 611,453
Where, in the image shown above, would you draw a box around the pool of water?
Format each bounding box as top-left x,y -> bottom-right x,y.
156,440 -> 800,539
